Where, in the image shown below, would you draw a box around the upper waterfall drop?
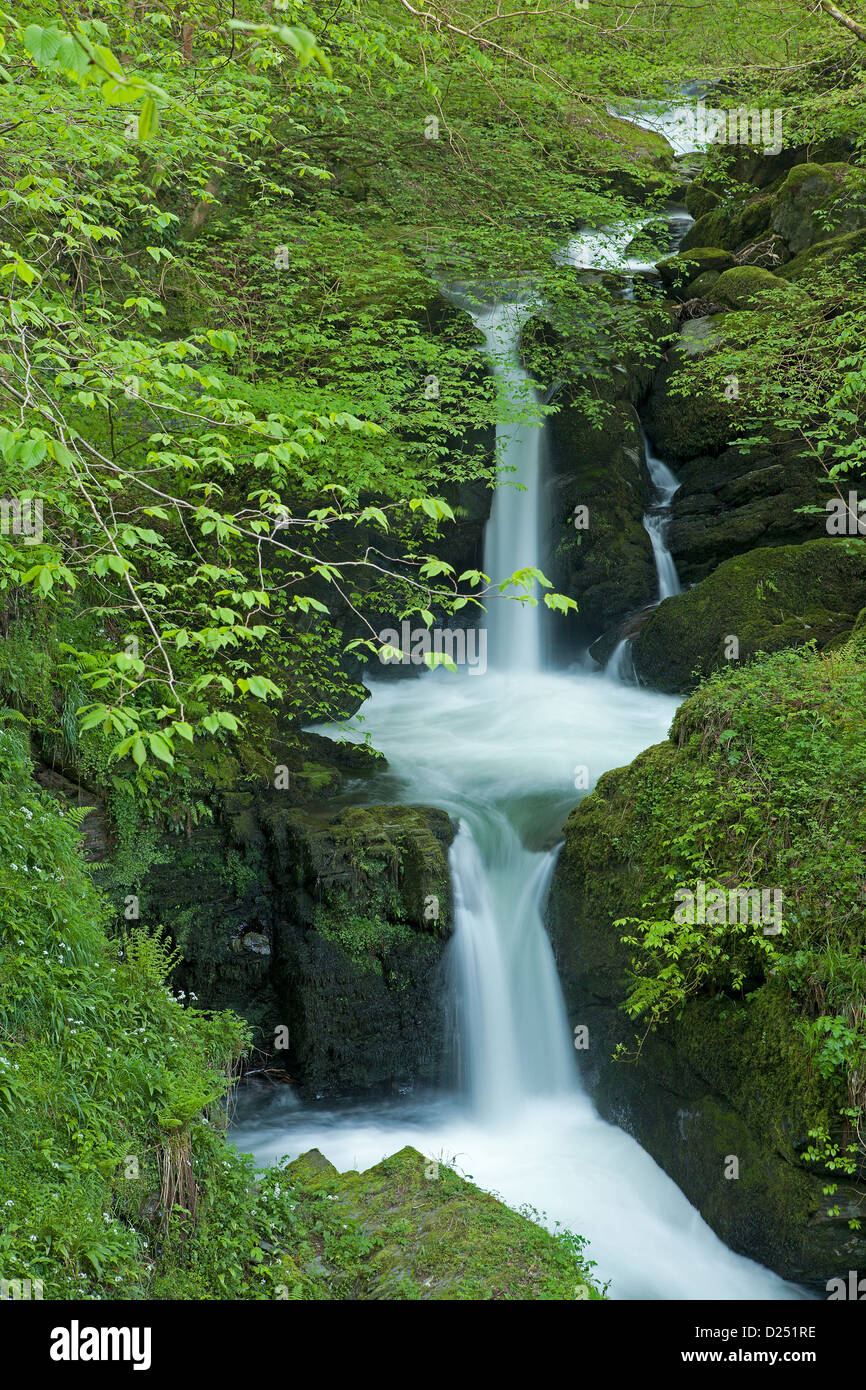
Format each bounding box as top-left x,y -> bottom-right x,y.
470,298 -> 546,674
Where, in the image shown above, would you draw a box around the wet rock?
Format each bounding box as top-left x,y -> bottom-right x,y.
631,538 -> 866,691
135,758 -> 456,1097
546,665 -> 866,1286
32,765 -> 112,862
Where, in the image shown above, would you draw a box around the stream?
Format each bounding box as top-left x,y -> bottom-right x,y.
232,223 -> 807,1297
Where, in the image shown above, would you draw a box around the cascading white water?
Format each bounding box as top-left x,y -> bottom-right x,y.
645,438 -> 682,602
231,664 -> 806,1298
450,815 -> 573,1118
231,178 -> 807,1302
603,435 -> 682,681
473,299 -> 545,672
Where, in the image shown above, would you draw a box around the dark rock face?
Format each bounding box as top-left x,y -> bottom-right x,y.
520,311 -> 669,646
32,765 -> 112,862
666,446 -> 828,584
546,740 -> 866,1287
642,314 -> 733,464
133,735 -> 456,1097
543,389 -> 656,641
641,309 -> 828,584
631,538 -> 866,691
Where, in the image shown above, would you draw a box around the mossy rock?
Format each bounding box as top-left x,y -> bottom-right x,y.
631,538 -> 866,691
683,269 -> 721,297
547,643 -> 866,1284
283,1146 -> 606,1299
681,191 -> 776,254
643,314 -> 734,462
129,740 -> 457,1095
711,265 -> 808,309
657,246 -> 735,290
770,162 -> 866,256
777,225 -> 866,283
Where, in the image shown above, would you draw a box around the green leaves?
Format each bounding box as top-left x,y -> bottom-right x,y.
138,96 -> 158,141
409,496 -> 456,523
21,21 -> 168,139
228,21 -> 333,76
544,592 -> 578,615
22,24 -> 65,68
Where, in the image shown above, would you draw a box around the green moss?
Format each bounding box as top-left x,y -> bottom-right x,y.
657,247 -> 735,290
711,265 -> 807,309
778,225 -> 866,283
631,537 -> 866,692
683,269 -> 721,297
770,162 -> 866,255
681,191 -> 776,254
547,640 -> 866,1282
280,1146 -> 607,1300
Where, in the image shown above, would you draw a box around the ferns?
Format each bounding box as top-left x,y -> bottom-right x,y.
121,925 -> 183,986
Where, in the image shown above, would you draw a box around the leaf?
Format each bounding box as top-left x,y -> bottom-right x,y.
147,732 -> 174,765
22,25 -> 64,67
138,95 -> 158,141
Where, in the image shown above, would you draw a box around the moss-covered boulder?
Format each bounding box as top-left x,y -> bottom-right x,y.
586,109 -> 674,199
277,1146 -> 606,1299
770,162 -> 866,256
681,159 -> 866,262
657,246 -> 735,290
711,265 -> 807,309
777,225 -> 866,284
547,642 -> 866,1285
681,191 -> 777,255
683,269 -> 722,298
631,538 -> 866,692
130,738 -> 456,1097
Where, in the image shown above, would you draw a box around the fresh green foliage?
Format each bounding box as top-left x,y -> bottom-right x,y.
614,639 -> 866,1213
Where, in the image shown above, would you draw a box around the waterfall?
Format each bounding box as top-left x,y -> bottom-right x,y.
604,434 -> 682,679
472,299 -> 545,672
442,296 -> 575,1113
232,155 -> 803,1302
644,436 -> 682,602
450,819 -> 574,1118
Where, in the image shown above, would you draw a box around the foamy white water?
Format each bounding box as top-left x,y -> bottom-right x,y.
232,665 -> 804,1300
233,1087 -> 805,1301
557,220 -> 659,274
607,97 -> 711,157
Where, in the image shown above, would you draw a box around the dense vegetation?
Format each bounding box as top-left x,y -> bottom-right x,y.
5,0 -> 866,1299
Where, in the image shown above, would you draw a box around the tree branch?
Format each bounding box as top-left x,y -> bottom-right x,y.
813,0 -> 866,42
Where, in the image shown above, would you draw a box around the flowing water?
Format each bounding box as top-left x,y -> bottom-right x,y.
231,277 -> 806,1300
